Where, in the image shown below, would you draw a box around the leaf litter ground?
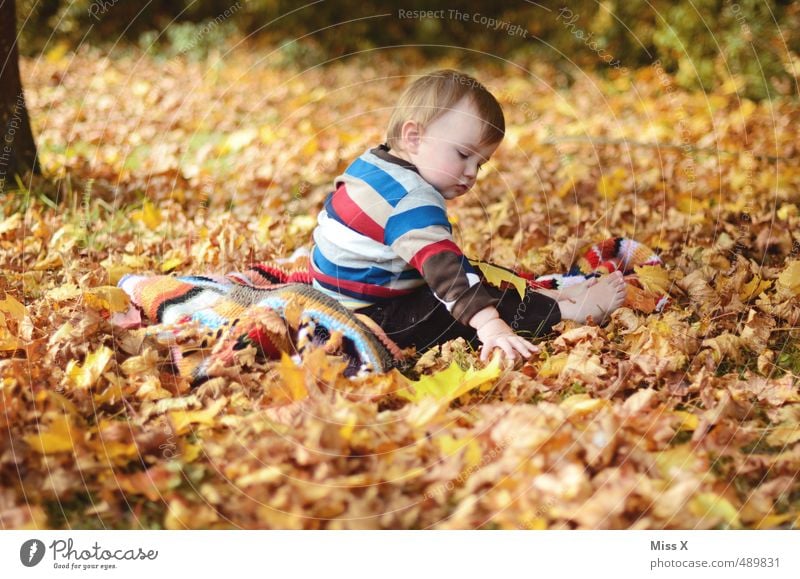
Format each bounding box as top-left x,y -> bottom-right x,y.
1,46 -> 800,529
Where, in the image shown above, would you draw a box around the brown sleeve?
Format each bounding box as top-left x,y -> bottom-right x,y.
418,251 -> 499,325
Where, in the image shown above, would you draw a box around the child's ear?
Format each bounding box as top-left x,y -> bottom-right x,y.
400,120 -> 422,154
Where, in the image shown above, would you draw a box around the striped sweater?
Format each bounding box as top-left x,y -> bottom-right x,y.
310,145 -> 497,325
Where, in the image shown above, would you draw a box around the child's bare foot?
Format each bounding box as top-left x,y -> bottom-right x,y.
556,271 -> 627,324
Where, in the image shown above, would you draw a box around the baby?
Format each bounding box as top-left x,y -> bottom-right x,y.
310,69 -> 626,362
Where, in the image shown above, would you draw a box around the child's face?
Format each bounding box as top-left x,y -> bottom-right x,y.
402,97 -> 500,200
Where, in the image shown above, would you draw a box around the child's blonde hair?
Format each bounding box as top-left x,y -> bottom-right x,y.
386,69 -> 505,151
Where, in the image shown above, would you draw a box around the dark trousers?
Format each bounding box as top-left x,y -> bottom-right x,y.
358,284 -> 561,353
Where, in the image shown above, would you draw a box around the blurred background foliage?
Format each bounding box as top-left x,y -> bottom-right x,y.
16,0 -> 800,99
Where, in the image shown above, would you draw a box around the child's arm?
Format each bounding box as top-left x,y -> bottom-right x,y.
469,306 -> 539,362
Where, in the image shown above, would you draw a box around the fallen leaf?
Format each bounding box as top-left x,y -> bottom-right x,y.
634,264 -> 670,294
397,355 -> 502,404
25,414 -> 78,454
64,346 -> 114,389
84,286 -> 131,313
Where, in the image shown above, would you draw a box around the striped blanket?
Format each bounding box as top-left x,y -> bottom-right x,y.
114,238 -> 667,384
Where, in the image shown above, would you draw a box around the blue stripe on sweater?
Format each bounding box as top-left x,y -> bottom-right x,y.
384,205 -> 451,246
313,246 -> 421,285
345,158 -> 407,207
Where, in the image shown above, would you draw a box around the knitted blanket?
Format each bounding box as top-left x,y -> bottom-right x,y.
115,237 -> 667,384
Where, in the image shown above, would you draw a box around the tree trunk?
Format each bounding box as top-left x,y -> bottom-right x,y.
1,0 -> 40,195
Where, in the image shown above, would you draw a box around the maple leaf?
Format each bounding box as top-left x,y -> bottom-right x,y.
396,355 -> 502,404
64,346 -> 114,390
634,264 -> 670,295
470,261 -> 527,299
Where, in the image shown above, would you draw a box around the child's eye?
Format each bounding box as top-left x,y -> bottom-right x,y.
457,151 -> 469,159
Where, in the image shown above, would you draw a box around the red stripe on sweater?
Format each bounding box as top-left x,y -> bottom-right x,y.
409,239 -> 462,272
331,184 -> 385,242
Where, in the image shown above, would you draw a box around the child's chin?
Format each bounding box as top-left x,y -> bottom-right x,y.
447,186 -> 468,198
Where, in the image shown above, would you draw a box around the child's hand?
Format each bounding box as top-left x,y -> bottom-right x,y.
476,317 -> 539,363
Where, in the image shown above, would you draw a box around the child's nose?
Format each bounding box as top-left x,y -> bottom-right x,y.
464,161 -> 478,179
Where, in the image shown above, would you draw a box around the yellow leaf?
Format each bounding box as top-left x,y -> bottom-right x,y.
537,353 -> 567,378
83,286 -> 130,313
132,200 -> 162,230
106,264 -> 134,285
397,356 -> 501,404
102,254 -> 150,284
183,443 -> 202,463
161,257 -> 184,273
0,295 -> 26,351
45,41 -> 70,64
739,275 -> 772,301
435,434 -> 467,456
169,398 -> 226,435
96,440 -> 139,466
470,261 -> 527,299
721,75 -> 745,95
777,261 -> 800,296
560,394 -> 607,417
302,138 -> 318,156
94,381 -> 125,405
689,492 -> 741,528
598,167 -> 626,202
255,215 -> 273,245
675,193 -> 710,221
65,346 -> 114,389
277,353 -> 308,401
634,264 -> 670,295
24,414 -> 77,454
0,294 -> 26,320
339,415 -> 357,441
435,435 -> 483,469
671,410 -> 699,432
0,320 -> 21,351
777,203 -> 797,220
755,513 -> 795,530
